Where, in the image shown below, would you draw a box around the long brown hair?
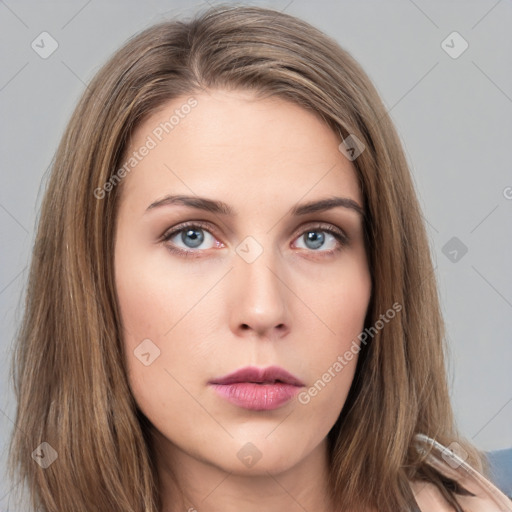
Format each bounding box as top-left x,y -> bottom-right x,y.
8,4 -> 487,511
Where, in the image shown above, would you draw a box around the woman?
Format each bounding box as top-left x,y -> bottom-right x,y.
8,5 -> 511,512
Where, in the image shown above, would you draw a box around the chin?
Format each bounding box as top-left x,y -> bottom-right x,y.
210,434 -> 316,476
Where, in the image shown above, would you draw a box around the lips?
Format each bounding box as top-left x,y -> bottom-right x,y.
209,365 -> 305,387
208,366 -> 305,411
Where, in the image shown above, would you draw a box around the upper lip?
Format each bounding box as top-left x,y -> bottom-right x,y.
209,365 -> 305,386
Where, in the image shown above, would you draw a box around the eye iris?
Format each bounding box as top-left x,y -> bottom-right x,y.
305,231 -> 324,250
182,228 -> 204,248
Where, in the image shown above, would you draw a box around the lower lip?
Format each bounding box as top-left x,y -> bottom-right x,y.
209,382 -> 302,411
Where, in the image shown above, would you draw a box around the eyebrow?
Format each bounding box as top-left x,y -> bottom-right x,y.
146,194 -> 364,217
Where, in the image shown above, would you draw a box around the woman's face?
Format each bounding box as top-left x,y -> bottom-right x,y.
114,89 -> 371,475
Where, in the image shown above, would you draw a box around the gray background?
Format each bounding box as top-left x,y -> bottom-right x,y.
1,0 -> 511,505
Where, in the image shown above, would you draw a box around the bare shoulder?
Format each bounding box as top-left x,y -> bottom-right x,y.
409,478 -> 512,512
409,479 -> 456,512
410,435 -> 512,511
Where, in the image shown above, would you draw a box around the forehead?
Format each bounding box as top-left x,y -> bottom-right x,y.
119,89 -> 362,211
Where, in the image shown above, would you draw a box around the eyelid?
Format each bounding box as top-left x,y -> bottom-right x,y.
161,220 -> 220,243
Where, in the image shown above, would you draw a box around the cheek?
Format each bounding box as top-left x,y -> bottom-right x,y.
117,268 -> 206,437
296,358 -> 358,435
294,311 -> 367,435
115,238 -> 183,401
115,239 -> 205,357
114,237 -> 221,421
297,252 -> 371,412
312,246 -> 371,345
115,242 -> 172,338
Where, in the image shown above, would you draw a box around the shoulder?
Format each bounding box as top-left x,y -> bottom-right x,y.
409,477 -> 512,512
410,434 -> 512,512
409,479 -> 456,512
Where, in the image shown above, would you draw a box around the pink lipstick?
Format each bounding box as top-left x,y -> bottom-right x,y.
208,365 -> 305,411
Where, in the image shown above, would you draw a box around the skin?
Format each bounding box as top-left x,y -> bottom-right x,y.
114,89 -> 372,512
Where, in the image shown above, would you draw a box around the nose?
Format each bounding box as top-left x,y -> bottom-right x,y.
229,245 -> 290,339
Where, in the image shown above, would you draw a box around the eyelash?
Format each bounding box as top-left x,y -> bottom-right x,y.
161,220 -> 349,258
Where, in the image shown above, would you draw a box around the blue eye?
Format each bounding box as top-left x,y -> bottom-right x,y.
176,227 -> 207,249
296,230 -> 340,251
162,222 -> 348,257
162,222 -> 218,255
